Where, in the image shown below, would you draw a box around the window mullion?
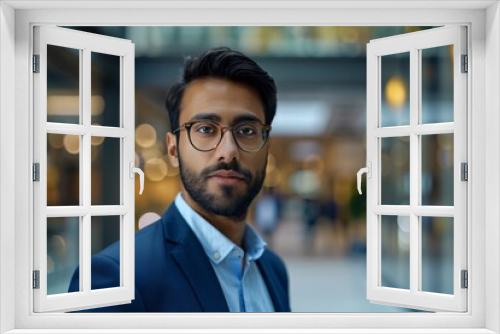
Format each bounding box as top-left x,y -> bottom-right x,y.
81,214 -> 91,293
413,123 -> 454,135
409,47 -> 420,295
81,47 -> 92,294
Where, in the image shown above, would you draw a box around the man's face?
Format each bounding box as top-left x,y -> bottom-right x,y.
167,78 -> 269,220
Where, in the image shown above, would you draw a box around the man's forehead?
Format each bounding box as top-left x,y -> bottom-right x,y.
179,78 -> 265,123
186,112 -> 264,125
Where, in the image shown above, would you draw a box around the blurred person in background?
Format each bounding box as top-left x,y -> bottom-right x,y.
302,196 -> 321,253
254,187 -> 282,248
69,47 -> 291,312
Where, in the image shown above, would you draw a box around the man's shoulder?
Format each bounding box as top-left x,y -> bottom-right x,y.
99,204 -> 182,261
260,247 -> 288,276
261,247 -> 283,263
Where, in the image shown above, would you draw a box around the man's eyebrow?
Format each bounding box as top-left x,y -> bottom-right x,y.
189,113 -> 222,122
233,114 -> 263,124
190,113 -> 264,124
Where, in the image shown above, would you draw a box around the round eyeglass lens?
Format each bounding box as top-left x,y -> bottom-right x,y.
189,121 -> 266,152
234,123 -> 264,151
189,122 -> 220,151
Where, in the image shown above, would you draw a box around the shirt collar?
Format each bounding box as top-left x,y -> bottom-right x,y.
174,193 -> 267,265
243,223 -> 267,261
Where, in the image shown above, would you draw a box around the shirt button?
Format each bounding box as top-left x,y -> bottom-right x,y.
214,253 -> 220,260
233,250 -> 239,257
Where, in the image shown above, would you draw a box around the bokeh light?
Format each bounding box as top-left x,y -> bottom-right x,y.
51,235 -> 67,254
145,158 -> 168,181
135,124 -> 157,148
385,76 -> 407,110
289,169 -> 321,198
47,255 -> 54,274
46,95 -> 105,116
91,136 -> 105,146
48,133 -> 64,149
63,135 -> 80,155
138,212 -> 161,230
142,147 -> 163,160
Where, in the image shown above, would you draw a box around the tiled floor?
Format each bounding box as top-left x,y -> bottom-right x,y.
269,217 -> 419,312
283,255 -> 416,312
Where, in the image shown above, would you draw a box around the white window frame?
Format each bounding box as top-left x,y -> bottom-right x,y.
0,1 -> 498,333
33,25 -> 136,313
366,26 -> 468,312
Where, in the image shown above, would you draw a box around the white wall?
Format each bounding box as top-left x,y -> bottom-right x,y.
486,2 -> 500,333
0,2 -> 16,333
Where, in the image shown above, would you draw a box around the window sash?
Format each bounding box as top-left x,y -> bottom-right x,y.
32,25 -> 136,313
366,26 -> 467,312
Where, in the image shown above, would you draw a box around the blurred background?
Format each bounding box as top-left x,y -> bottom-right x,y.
46,26 -> 454,312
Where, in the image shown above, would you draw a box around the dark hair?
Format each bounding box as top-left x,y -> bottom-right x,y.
165,47 -> 277,133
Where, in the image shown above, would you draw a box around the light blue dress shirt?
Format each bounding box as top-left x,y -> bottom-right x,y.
174,193 -> 275,312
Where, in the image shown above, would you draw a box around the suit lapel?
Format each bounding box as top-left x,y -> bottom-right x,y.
162,205 -> 229,312
257,254 -> 288,312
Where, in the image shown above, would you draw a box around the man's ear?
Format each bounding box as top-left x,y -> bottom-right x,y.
166,132 -> 179,168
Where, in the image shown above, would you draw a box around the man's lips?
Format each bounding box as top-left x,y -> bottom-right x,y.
207,170 -> 248,186
208,170 -> 247,181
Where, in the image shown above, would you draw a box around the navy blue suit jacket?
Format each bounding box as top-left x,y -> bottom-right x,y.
68,204 -> 291,312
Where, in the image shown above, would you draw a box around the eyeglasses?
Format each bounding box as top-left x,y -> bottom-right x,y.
173,120 -> 271,153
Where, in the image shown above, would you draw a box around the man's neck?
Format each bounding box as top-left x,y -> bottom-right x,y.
181,190 -> 247,248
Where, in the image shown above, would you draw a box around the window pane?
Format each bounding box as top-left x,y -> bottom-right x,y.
47,45 -> 80,124
47,217 -> 80,295
421,134 -> 454,206
381,215 -> 410,290
47,134 -> 80,206
421,216 -> 454,294
91,137 -> 121,205
381,137 -> 410,205
91,52 -> 121,127
421,45 -> 454,124
91,216 -> 121,290
381,52 -> 410,127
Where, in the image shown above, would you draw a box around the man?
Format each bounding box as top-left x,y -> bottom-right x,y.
69,47 -> 291,312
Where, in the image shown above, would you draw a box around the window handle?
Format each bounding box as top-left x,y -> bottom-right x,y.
357,162 -> 371,195
130,162 -> 144,195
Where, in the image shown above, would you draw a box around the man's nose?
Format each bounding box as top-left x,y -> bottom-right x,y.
215,130 -> 240,162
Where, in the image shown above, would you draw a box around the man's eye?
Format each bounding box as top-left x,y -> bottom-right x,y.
195,124 -> 216,134
237,126 -> 257,136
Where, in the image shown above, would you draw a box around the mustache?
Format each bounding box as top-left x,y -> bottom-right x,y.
201,161 -> 252,182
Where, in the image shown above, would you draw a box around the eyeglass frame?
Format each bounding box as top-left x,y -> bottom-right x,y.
173,120 -> 272,153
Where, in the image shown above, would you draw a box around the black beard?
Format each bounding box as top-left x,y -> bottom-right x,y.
178,155 -> 266,220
